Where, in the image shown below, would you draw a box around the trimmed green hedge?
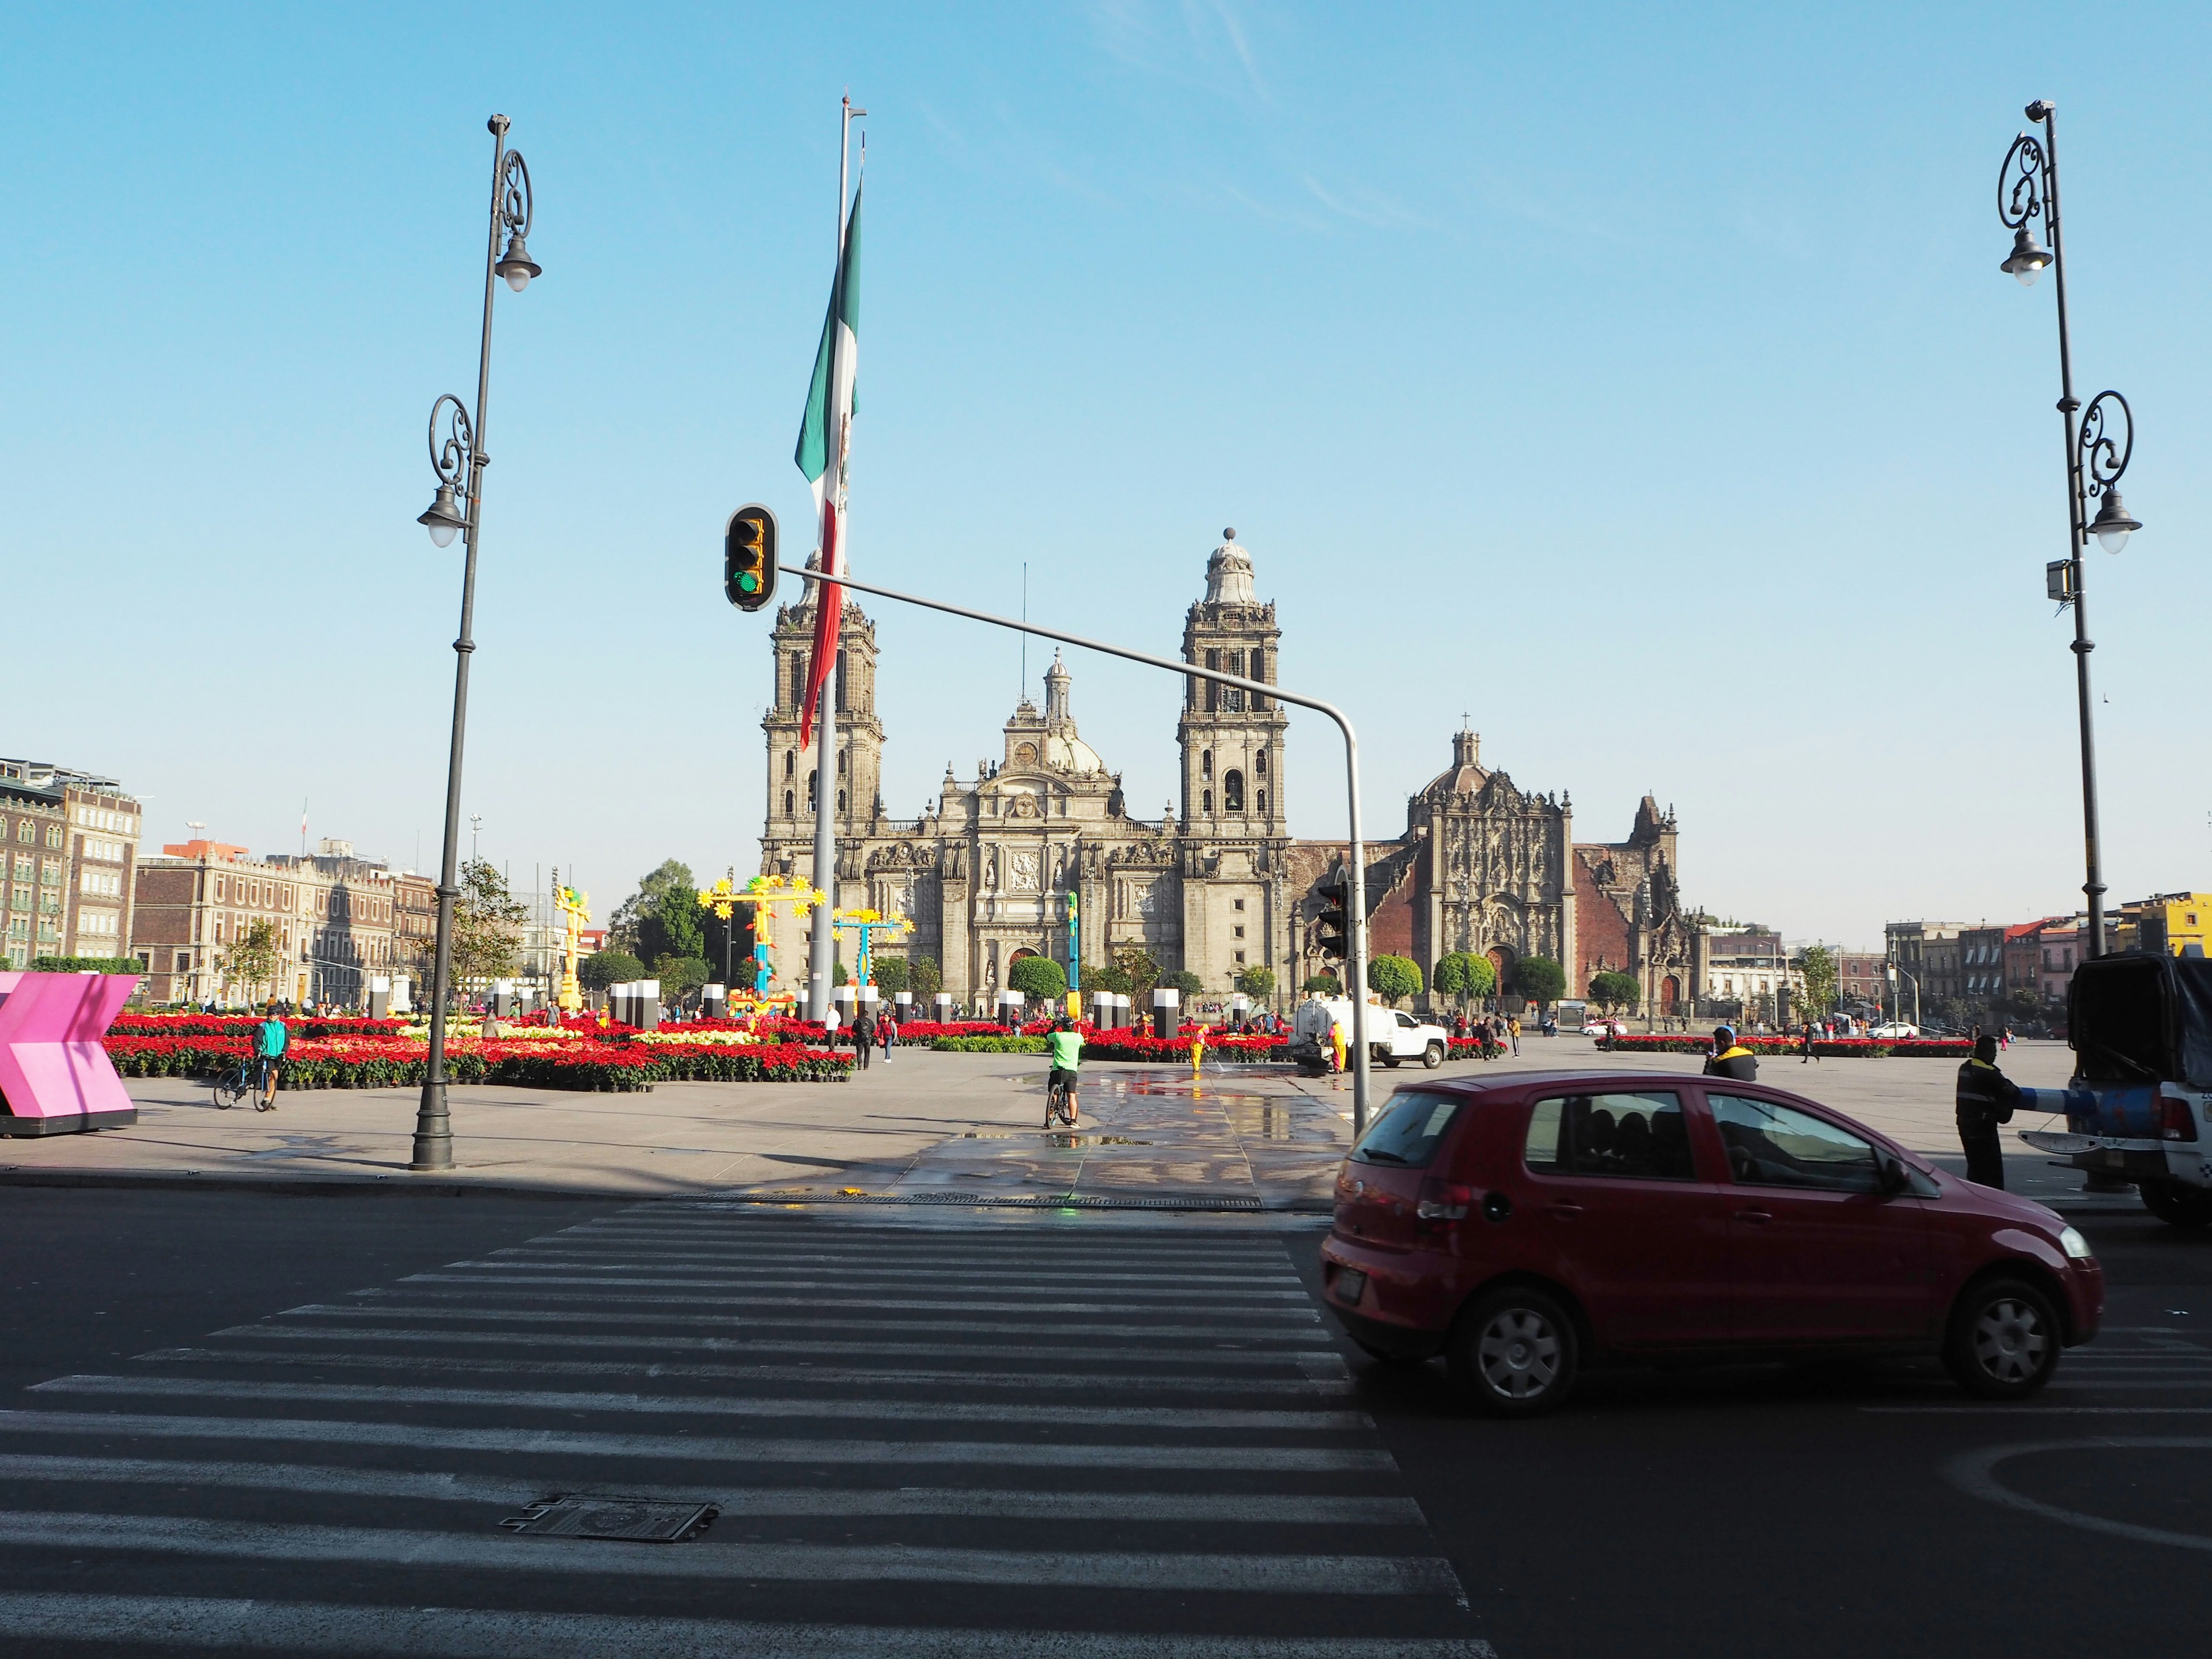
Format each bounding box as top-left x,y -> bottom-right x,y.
32,956 -> 144,974
931,1035 -> 1050,1053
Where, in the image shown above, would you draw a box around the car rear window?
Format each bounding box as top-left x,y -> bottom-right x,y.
1351,1091 -> 1462,1168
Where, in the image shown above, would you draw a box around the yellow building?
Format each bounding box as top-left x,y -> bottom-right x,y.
2116,893 -> 2212,958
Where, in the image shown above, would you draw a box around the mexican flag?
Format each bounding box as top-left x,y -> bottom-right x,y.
795,183 -> 862,748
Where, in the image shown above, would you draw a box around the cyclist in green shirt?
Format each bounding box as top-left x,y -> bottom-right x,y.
1046,1017 -> 1083,1127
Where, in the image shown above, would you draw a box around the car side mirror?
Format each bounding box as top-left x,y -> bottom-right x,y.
1876,1154 -> 1910,1196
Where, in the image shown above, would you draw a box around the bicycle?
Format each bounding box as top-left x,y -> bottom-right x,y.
1045,1071 -> 1079,1130
211,1057 -> 254,1111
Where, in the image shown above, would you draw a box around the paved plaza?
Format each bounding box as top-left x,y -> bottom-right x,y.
1,1039 -> 2108,1211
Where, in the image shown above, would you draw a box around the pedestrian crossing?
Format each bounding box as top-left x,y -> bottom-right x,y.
0,1202 -> 1494,1656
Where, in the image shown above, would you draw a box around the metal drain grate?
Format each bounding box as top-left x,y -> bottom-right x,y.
501,1495 -> 715,1543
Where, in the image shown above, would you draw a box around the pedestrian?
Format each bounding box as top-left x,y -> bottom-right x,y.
1800,1021 -> 1819,1065
1704,1025 -> 1757,1081
879,1011 -> 897,1064
1955,1032 -> 2021,1189
1478,1020 -> 1497,1062
2001,1025 -> 2014,1052
1508,1014 -> 1521,1056
1329,1012 -> 1347,1081
851,1005 -> 875,1069
253,1003 -> 288,1111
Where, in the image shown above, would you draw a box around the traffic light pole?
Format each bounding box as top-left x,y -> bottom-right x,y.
779,560 -> 1377,1132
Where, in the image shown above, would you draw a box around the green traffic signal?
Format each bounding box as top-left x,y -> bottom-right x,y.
724,505 -> 779,613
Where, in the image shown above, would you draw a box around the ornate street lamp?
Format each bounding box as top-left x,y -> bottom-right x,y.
410,115 -> 541,1173
1998,101 -> 2138,963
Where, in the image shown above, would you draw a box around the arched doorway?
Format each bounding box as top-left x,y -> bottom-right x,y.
1485,946 -> 1513,1007
1661,975 -> 1680,1016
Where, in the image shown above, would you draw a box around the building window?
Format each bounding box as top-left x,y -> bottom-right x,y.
1235,950 -> 1246,964
1233,898 -> 1245,911
1202,790 -> 1213,814
838,749 -> 847,777
784,790 -> 795,816
1255,748 -> 1267,777
784,752 -> 794,778
1233,926 -> 1245,939
808,772 -> 817,810
1224,770 -> 1245,812
1201,751 -> 1212,779
1256,789 -> 1267,814
14,821 -> 29,843
44,825 -> 60,849
838,790 -> 847,814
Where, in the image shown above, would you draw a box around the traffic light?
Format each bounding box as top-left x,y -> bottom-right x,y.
724,504 -> 779,612
1314,875 -> 1349,960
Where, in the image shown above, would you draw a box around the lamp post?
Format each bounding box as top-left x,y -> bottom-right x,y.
408,114 -> 541,1173
1998,101 -> 2139,965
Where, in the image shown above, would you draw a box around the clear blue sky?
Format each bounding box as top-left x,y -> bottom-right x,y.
6,2 -> 2209,945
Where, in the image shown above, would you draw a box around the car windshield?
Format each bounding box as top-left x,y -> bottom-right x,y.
1351,1092 -> 1461,1168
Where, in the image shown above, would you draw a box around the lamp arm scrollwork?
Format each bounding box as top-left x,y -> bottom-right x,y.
1998,132 -> 2046,233
2077,391 -> 2133,499
427,393 -> 475,494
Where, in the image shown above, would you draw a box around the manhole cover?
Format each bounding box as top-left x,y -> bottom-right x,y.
501,1495 -> 715,1542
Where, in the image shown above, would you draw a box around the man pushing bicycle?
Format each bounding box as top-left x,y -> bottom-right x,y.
1046,1016 -> 1083,1128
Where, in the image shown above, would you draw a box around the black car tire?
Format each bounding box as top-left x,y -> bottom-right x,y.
1380,1052 -> 1401,1069
1422,1041 -> 1445,1069
2140,1180 -> 2212,1229
1448,1286 -> 1580,1416
1944,1275 -> 2061,1400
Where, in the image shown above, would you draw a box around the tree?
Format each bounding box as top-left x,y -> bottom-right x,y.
652,954 -> 712,1004
638,883 -> 706,967
908,955 -> 943,998
450,858 -> 527,993
1084,959 -> 1134,997
1367,953 -> 1422,1006
1589,969 -> 1641,1014
1513,956 -> 1566,1007
1234,964 -> 1277,1000
1797,945 -> 1838,1017
870,956 -> 910,995
1160,969 -> 1205,995
1114,947 -> 1162,1009
578,950 -> 645,991
608,859 -> 696,957
1007,955 -> 1067,1001
218,918 -> 282,1003
1304,972 -> 1342,994
1433,952 -> 1496,1004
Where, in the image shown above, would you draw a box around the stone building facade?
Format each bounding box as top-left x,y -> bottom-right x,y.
755,533 -> 1699,1010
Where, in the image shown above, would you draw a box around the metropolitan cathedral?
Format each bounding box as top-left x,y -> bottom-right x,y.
757,533 -> 1706,1014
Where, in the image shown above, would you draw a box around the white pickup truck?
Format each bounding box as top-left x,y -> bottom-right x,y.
1312,999 -> 1450,1069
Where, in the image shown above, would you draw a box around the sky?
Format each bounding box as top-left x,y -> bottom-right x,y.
5,1 -> 2211,948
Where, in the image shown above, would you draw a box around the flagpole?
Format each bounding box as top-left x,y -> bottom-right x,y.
806,93 -> 859,1024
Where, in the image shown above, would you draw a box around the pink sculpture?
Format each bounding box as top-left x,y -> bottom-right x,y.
0,972 -> 141,1135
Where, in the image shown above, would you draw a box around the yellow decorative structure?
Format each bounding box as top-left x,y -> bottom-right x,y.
554,874 -> 590,1014
739,874 -> 827,1005
829,907 -> 912,989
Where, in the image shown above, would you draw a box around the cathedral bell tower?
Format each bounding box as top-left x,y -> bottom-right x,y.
1178,530 -> 1288,834
762,569 -> 885,870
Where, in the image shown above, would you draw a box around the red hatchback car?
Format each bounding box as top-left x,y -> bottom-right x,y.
1319,1070 -> 2103,1415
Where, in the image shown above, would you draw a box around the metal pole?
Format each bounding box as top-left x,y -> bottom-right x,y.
779,560 -> 1376,1132
2031,103 -> 2107,961
414,114 -> 513,1173
805,96 -> 859,1023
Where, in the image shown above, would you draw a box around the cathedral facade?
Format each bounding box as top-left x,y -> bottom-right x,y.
757,533 -> 1703,1011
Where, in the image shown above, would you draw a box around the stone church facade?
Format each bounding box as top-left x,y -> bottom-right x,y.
757,534 -> 1702,1011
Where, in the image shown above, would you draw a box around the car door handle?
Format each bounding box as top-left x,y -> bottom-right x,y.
1546,1202 -> 1585,1220
1736,1208 -> 1773,1225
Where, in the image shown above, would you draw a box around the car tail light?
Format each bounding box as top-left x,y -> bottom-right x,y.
1414,1179 -> 1473,1241
2161,1095 -> 2200,1142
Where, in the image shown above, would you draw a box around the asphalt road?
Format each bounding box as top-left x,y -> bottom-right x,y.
0,1184 -> 2205,1657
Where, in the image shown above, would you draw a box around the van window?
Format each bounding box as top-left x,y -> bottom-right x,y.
1351,1091 -> 1461,1168
1525,1091 -> 1694,1181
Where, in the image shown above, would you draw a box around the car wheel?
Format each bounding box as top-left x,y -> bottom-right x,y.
1422,1041 -> 1445,1069
1351,1338 -> 1428,1368
1380,1052 -> 1401,1069
1944,1276 -> 2061,1400
1448,1287 -> 1580,1417
2140,1180 -> 2212,1229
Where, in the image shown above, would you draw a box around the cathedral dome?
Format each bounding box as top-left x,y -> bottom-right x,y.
1205,528 -> 1256,604
1044,733 -> 1105,775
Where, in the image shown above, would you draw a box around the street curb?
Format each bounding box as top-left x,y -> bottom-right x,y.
0,1168 -> 656,1202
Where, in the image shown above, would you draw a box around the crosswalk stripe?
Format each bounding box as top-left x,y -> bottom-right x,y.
392,1275 -> 1323,1316
0,1593 -> 1497,1657
210,1320 -> 1342,1363
323,1294 -> 1331,1338
142,1347 -> 1360,1395
0,1458 -> 1427,1524
484,1252 -> 1310,1287
442,1262 -> 1315,1299
0,1512 -> 1464,1596
0,1412 -> 1401,1471
35,1375 -> 1375,1433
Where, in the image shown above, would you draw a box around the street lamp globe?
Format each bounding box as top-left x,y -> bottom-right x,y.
494,232 -> 541,293
418,482 -> 466,548
2089,490 -> 2140,554
2001,227 -> 2052,286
